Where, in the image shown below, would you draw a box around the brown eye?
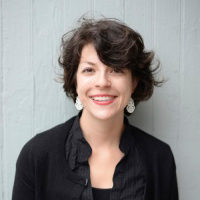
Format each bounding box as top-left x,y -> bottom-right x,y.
111,68 -> 123,73
82,67 -> 94,73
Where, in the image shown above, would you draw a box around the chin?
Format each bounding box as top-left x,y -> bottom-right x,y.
91,110 -> 120,121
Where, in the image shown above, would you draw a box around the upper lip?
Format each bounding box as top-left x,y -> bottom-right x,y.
89,94 -> 117,97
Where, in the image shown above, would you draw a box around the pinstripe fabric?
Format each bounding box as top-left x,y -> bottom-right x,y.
65,111 -> 146,200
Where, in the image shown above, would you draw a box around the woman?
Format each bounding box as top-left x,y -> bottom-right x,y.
12,18 -> 178,200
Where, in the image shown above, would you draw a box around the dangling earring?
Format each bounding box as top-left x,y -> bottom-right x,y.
75,96 -> 83,110
126,97 -> 135,113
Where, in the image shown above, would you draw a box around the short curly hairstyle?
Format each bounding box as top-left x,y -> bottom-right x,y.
58,18 -> 163,116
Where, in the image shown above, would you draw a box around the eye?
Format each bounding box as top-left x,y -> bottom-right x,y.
110,68 -> 123,73
82,67 -> 94,73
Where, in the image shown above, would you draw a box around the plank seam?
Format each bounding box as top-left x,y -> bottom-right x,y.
178,0 -> 185,143
30,0 -> 34,138
0,0 -> 5,198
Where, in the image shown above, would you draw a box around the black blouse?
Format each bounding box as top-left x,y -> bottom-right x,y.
92,187 -> 111,200
65,111 -> 146,200
12,111 -> 178,200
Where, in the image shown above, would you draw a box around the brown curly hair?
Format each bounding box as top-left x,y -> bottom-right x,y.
58,18 -> 163,116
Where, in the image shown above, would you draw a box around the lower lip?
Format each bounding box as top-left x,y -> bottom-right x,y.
91,98 -> 116,105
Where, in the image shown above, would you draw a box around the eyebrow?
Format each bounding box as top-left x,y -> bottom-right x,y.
80,61 -> 96,66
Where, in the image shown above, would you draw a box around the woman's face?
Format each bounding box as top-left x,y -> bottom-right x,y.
76,43 -> 138,121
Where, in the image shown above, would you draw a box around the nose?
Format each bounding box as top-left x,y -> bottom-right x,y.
95,71 -> 111,88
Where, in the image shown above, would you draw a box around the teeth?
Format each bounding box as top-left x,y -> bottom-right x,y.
91,96 -> 115,101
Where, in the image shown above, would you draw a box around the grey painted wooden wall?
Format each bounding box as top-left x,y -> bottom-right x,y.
0,0 -> 200,199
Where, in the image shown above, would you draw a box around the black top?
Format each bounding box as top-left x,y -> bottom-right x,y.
92,187 -> 111,200
65,111 -> 146,199
12,112 -> 178,200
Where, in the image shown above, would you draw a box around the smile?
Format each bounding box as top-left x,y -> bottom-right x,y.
90,96 -> 117,105
91,96 -> 115,101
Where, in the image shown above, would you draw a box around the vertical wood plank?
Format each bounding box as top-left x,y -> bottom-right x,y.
151,0 -> 181,145
63,0 -> 92,31
124,0 -> 146,34
0,0 -> 3,198
178,0 -> 200,199
94,0 -> 124,20
32,0 -> 66,134
2,0 -> 33,199
124,0 -> 154,134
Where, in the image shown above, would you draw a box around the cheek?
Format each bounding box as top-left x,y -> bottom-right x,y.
76,75 -> 92,95
115,84 -> 132,107
120,79 -> 133,95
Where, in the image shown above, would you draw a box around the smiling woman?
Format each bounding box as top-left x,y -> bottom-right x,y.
59,18 -> 163,114
76,43 -> 136,121
12,18 -> 178,200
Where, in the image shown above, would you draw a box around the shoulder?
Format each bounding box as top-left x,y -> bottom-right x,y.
17,115 -> 76,163
128,124 -> 174,161
127,124 -> 177,181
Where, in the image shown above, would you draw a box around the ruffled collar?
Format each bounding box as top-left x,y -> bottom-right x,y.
65,111 -> 134,170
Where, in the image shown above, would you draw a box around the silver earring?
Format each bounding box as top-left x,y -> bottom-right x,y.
126,97 -> 135,113
75,96 -> 83,110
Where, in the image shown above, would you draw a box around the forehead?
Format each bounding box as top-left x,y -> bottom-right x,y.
79,43 -> 99,63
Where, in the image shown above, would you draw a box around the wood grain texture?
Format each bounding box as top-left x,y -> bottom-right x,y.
151,0 -> 181,144
32,0 -> 69,134
94,0 -> 124,20
125,0 -> 155,134
0,0 -> 3,199
178,0 -> 200,199
2,0 -> 33,199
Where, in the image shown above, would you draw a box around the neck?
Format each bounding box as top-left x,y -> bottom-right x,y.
79,110 -> 125,150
